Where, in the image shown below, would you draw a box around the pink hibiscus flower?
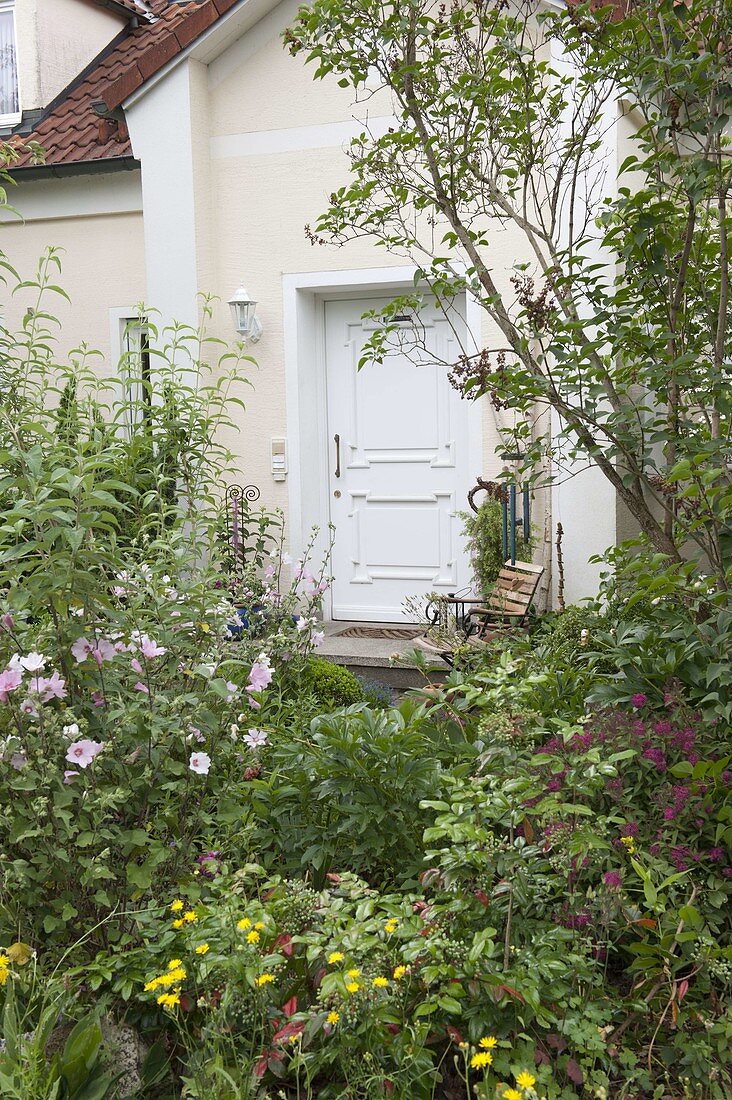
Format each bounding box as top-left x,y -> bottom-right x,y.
0,667 -> 22,702
140,635 -> 167,660
91,639 -> 116,667
189,751 -> 211,775
29,671 -> 67,702
71,637 -> 93,664
40,671 -> 67,701
19,652 -> 46,673
247,660 -> 273,694
65,739 -> 104,769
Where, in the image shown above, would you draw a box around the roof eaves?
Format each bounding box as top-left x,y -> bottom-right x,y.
9,156 -> 141,180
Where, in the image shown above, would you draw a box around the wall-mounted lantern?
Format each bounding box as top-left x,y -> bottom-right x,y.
228,285 -> 263,342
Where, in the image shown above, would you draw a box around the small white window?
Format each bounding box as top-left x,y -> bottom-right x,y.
0,1 -> 19,125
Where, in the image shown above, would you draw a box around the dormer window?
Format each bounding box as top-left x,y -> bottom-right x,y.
0,0 -> 19,125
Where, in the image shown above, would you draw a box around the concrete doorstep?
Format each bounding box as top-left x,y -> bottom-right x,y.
317,621 -> 446,692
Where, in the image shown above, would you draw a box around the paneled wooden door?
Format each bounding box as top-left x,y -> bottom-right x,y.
325,296 -> 474,622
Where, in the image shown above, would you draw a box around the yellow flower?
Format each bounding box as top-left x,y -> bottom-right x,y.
156,992 -> 180,1008
172,919 -> 184,930
168,959 -> 182,970
170,900 -> 184,912
515,1071 -> 536,1091
502,1090 -> 523,1100
346,968 -> 361,979
0,955 -> 10,967
144,978 -> 160,992
470,1051 -> 493,1069
254,921 -> 265,931
479,1035 -> 498,1050
237,917 -> 252,930
0,968 -> 8,987
372,976 -> 389,988
195,944 -> 209,955
346,981 -> 360,994
620,835 -> 637,854
256,973 -> 275,986
384,918 -> 398,934
328,951 -> 344,964
327,1011 -> 340,1025
183,910 -> 198,923
247,930 -> 260,945
393,965 -> 408,980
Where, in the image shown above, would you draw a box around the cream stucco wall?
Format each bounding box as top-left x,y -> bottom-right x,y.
15,0 -> 123,113
1,176 -> 146,365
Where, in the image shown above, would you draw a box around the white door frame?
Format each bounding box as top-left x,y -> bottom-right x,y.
282,265 -> 483,621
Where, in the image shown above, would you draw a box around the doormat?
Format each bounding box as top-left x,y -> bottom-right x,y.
336,626 -> 422,640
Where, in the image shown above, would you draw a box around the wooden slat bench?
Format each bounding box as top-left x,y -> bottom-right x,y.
465,559 -> 544,638
418,559 -> 544,663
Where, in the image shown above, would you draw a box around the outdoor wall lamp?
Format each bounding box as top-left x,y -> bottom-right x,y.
228,285 -> 263,342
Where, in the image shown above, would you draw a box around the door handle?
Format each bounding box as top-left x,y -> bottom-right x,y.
334,433 -> 341,479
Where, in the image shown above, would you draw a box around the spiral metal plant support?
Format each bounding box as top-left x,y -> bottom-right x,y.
225,482 -> 261,569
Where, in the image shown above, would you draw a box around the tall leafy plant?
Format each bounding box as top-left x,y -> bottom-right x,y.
0,258 -> 330,955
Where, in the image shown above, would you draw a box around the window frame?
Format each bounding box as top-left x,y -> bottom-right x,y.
0,0 -> 20,129
109,307 -> 152,437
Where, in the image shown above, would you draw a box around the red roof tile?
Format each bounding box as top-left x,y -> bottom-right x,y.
12,1 -> 225,171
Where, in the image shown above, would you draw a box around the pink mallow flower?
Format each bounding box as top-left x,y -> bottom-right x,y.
28,671 -> 67,702
63,770 -> 79,785
243,728 -> 268,750
19,652 -> 46,673
72,636 -> 116,666
71,637 -> 93,664
0,667 -> 23,702
247,659 -> 273,694
140,635 -> 167,660
92,639 -> 116,666
65,739 -> 104,769
189,751 -> 211,775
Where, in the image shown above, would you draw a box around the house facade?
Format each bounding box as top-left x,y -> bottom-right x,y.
1,0 -> 625,621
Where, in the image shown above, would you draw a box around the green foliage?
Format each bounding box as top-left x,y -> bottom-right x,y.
581,550 -> 732,721
246,700 -> 461,885
458,498 -> 532,594
0,967 -> 114,1100
532,605 -> 603,667
305,658 -> 365,710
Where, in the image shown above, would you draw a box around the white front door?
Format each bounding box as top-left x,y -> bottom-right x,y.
325,296 -> 474,622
